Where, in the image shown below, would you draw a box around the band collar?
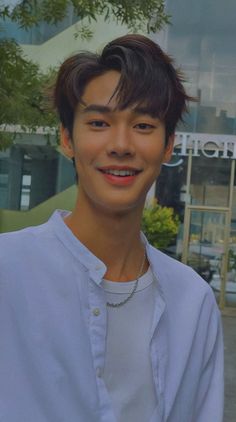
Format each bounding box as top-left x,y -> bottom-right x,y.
49,210 -> 107,283
49,210 -> 166,294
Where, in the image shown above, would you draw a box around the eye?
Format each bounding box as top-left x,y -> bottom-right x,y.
87,120 -> 109,128
134,123 -> 156,131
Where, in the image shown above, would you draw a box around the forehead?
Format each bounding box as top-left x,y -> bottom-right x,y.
81,70 -> 121,108
78,70 -> 160,119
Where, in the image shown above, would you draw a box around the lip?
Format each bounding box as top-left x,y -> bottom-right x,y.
97,165 -> 142,172
96,165 -> 142,186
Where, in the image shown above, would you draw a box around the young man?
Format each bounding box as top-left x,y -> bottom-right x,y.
0,35 -> 223,421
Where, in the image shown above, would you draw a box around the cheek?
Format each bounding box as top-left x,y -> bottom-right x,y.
73,131 -> 104,160
142,145 -> 165,167
73,139 -> 92,164
74,142 -> 103,176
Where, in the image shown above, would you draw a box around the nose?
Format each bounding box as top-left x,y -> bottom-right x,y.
106,126 -> 135,158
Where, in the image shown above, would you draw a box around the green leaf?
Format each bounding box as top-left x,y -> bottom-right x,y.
141,201 -> 179,249
0,132 -> 14,151
3,0 -> 170,32
0,39 -> 58,149
0,0 -> 171,150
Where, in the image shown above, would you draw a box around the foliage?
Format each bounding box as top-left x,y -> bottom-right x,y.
141,200 -> 179,249
0,39 -> 56,127
0,0 -> 170,150
228,249 -> 236,271
0,0 -> 170,34
0,39 -> 57,150
0,132 -> 14,150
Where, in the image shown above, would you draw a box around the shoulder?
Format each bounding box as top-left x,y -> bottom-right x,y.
0,210 -> 74,282
0,221 -> 53,270
149,247 -> 222,355
148,245 -> 216,306
148,244 -> 203,283
0,210 -> 68,257
0,221 -> 49,247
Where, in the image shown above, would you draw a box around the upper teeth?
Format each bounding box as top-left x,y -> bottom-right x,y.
103,169 -> 136,176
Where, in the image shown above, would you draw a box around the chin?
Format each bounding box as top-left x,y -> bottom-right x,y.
94,196 -> 146,215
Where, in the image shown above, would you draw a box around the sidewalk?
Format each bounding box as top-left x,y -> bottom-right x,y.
223,316 -> 236,422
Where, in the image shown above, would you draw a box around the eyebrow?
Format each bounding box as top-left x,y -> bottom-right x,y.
133,107 -> 157,117
80,104 -> 112,114
80,103 -> 157,117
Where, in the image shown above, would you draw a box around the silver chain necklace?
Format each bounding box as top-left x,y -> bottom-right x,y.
106,249 -> 146,308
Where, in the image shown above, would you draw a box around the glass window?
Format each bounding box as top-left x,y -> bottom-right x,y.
190,155 -> 231,207
0,158 -> 9,209
0,6 -> 80,45
20,174 -> 31,211
166,0 -> 236,135
156,156 -> 188,259
0,174 -> 9,208
187,210 -> 227,288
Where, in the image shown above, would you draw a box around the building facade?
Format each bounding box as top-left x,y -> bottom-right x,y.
154,0 -> 236,311
1,0 -> 236,311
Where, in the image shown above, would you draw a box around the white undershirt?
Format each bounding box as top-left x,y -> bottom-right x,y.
102,267 -> 157,422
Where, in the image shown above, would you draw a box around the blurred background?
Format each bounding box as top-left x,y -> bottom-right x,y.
0,2 -> 236,419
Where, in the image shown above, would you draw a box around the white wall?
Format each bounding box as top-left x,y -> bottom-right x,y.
21,16 -> 131,70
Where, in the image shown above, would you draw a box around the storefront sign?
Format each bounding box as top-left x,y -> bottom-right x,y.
166,132 -> 236,166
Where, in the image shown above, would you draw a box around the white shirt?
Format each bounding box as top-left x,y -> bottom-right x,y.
0,210 -> 224,422
103,268 -> 157,421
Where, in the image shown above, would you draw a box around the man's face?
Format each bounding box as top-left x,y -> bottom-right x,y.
61,70 -> 174,214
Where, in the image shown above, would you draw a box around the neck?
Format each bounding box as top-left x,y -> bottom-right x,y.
64,194 -> 148,281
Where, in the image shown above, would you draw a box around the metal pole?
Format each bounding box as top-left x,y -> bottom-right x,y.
219,159 -> 235,309
182,149 -> 193,264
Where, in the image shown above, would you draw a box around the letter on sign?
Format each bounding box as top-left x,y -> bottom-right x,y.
201,141 -> 220,158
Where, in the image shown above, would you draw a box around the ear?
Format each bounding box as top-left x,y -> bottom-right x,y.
163,134 -> 175,163
60,125 -> 74,159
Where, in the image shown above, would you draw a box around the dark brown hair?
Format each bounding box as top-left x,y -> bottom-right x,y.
53,34 -> 193,142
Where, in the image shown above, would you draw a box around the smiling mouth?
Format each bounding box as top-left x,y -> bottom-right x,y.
98,169 -> 141,177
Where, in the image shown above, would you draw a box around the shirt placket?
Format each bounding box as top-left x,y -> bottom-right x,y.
88,273 -> 116,422
149,280 -> 167,421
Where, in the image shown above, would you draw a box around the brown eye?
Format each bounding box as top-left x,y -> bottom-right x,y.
88,120 -> 109,128
135,123 -> 155,130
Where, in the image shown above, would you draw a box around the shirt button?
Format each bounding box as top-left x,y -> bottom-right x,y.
93,308 -> 100,316
96,367 -> 102,378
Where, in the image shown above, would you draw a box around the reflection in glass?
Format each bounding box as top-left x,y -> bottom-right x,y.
190,156 -> 231,207
156,157 -> 188,259
166,0 -> 236,135
187,210 -> 227,304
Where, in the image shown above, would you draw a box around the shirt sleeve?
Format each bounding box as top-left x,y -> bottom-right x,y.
193,302 -> 224,422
